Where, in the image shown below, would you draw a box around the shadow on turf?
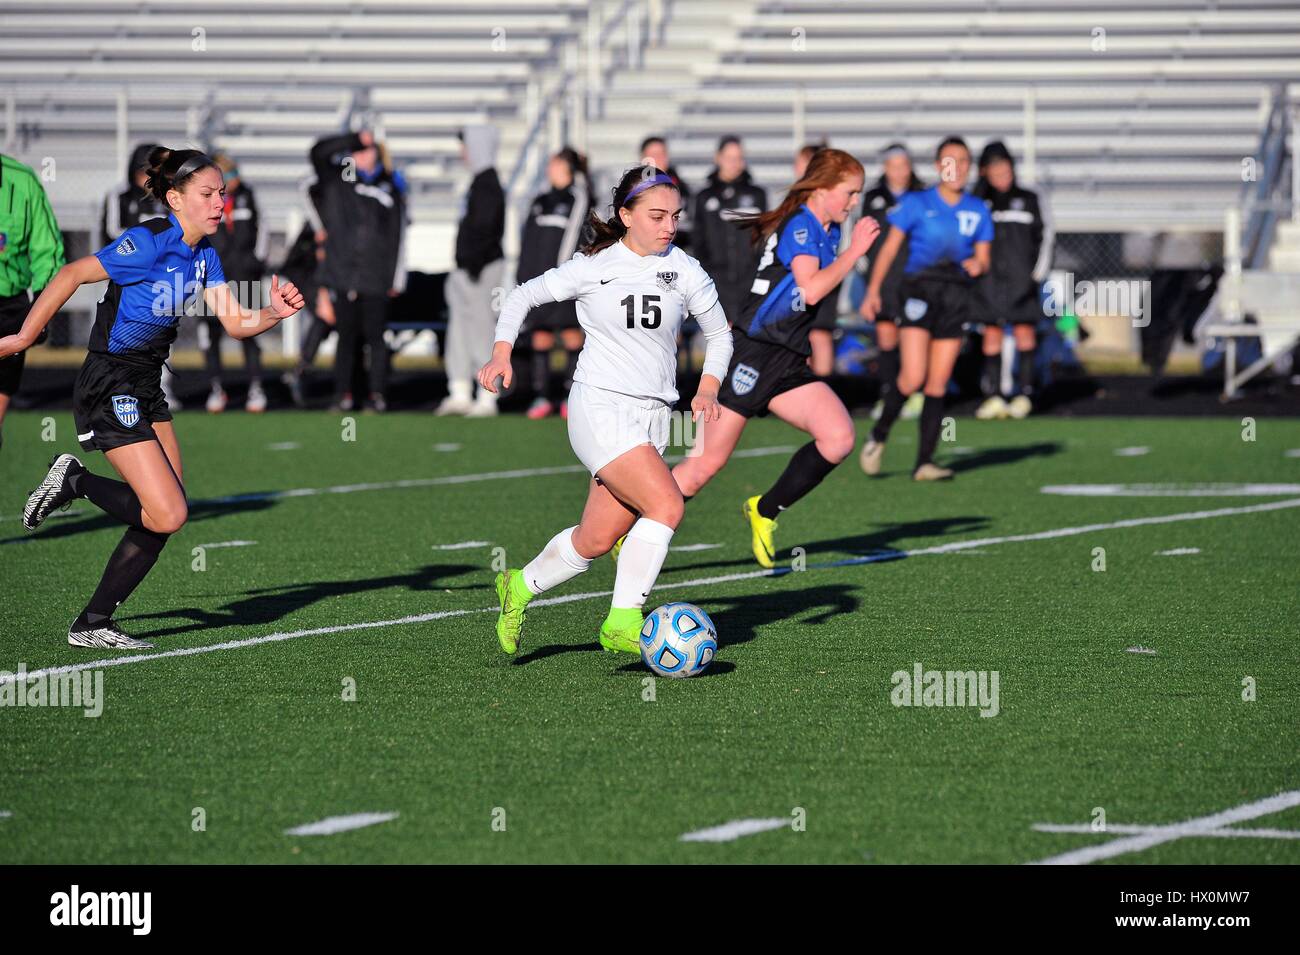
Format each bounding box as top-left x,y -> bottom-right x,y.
665,515 -> 990,575
945,440 -> 1062,474
0,495 -> 277,546
119,562 -> 485,639
518,584 -> 860,675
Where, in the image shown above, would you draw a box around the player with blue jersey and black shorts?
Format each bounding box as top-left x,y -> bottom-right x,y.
860,136 -> 992,482
672,148 -> 880,568
0,147 -> 304,650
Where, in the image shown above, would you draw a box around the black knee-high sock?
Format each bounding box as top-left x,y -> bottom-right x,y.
71,470 -> 142,526
877,347 -> 899,401
75,525 -> 170,626
756,441 -> 839,519
871,386 -> 910,443
1017,348 -> 1036,397
916,395 -> 946,469
980,353 -> 1002,397
530,347 -> 550,397
562,348 -> 580,395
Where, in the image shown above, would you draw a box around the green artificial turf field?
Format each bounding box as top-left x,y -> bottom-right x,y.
1,409 -> 1297,863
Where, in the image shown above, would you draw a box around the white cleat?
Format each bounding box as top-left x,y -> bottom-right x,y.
913,462 -> 955,482
23,453 -> 82,531
975,396 -> 1009,420
245,381 -> 268,414
859,438 -> 885,476
68,621 -> 154,650
435,396 -> 473,416
1007,395 -> 1033,419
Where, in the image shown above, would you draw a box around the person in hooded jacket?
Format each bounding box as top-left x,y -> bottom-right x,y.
310,127 -> 407,413
518,147 -> 589,420
693,136 -> 767,331
438,124 -> 506,417
202,153 -> 268,414
971,140 -> 1052,420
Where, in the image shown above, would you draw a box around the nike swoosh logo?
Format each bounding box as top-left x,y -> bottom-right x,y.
600,278 -> 614,284
166,266 -> 179,272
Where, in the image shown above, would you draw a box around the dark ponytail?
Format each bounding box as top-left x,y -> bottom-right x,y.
580,164 -> 679,256
143,146 -> 219,204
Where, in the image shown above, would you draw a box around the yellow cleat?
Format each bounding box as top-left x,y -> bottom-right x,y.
494,569 -> 533,655
741,495 -> 777,569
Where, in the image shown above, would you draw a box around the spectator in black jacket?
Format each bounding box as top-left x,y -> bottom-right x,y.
310,128 -> 407,412
204,153 -> 268,413
858,143 -> 926,420
971,140 -> 1052,420
438,124 -> 506,417
693,136 -> 766,327
518,147 -> 589,420
639,137 -> 692,252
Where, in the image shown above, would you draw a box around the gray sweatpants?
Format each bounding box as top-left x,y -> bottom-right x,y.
444,259 -> 506,390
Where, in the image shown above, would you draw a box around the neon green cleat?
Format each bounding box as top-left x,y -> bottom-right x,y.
598,607 -> 644,654
494,569 -> 534,655
610,533 -> 627,564
741,494 -> 777,569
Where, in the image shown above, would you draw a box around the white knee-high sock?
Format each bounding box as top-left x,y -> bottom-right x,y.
612,518 -> 675,610
521,526 -> 591,595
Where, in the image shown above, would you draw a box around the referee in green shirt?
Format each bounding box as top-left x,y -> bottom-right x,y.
0,153 -> 66,450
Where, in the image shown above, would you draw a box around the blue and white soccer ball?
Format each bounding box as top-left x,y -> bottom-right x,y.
640,602 -> 718,678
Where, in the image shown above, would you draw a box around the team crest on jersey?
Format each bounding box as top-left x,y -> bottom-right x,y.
731,363 -> 759,396
656,271 -> 678,291
115,236 -> 137,256
793,228 -> 809,245
1011,197 -> 1025,211
904,298 -> 928,322
111,394 -> 140,428
195,257 -> 206,282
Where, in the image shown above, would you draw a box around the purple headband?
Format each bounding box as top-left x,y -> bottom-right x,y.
623,173 -> 676,204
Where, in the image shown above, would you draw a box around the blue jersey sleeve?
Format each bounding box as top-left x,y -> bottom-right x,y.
775,209 -> 823,267
974,205 -> 995,243
95,226 -> 160,285
887,192 -> 921,234
202,244 -> 226,287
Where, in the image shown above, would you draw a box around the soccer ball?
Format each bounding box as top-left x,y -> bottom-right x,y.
640,602 -> 718,678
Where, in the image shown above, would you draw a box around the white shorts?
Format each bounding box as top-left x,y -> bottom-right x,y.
567,381 -> 671,475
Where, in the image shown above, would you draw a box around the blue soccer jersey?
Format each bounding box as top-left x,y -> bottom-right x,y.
888,187 -> 994,275
739,204 -> 840,353
91,213 -> 226,364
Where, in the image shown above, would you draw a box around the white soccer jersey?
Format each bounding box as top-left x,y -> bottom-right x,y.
495,240 -> 733,404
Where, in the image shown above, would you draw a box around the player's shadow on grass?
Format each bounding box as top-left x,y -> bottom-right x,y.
666,515 -> 990,575
520,584 -> 860,674
945,440 -> 1062,474
0,496 -> 277,546
121,562 -> 483,640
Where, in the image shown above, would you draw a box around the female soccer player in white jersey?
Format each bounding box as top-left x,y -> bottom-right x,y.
1,148 -> 304,649
477,166 -> 733,655
669,148 -> 878,569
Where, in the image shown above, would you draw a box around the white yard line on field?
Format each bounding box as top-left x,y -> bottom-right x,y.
679,818 -> 789,843
4,496 -> 1298,688
1029,789 -> 1300,864
284,812 -> 398,836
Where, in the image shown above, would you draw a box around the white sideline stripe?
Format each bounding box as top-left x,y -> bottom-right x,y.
4,496 -> 1299,689
1,446 -> 799,522
196,540 -> 257,550
433,540 -> 492,550
431,443 -> 461,451
1156,547 -> 1201,556
670,543 -> 722,552
1125,646 -> 1157,655
1029,789 -> 1300,865
266,442 -> 300,451
0,508 -> 84,524
1033,823 -> 1300,840
679,817 -> 788,843
284,811 -> 398,836
1114,446 -> 1150,456
0,811 -> 11,820
1042,482 -> 1300,497
1284,449 -> 1300,458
